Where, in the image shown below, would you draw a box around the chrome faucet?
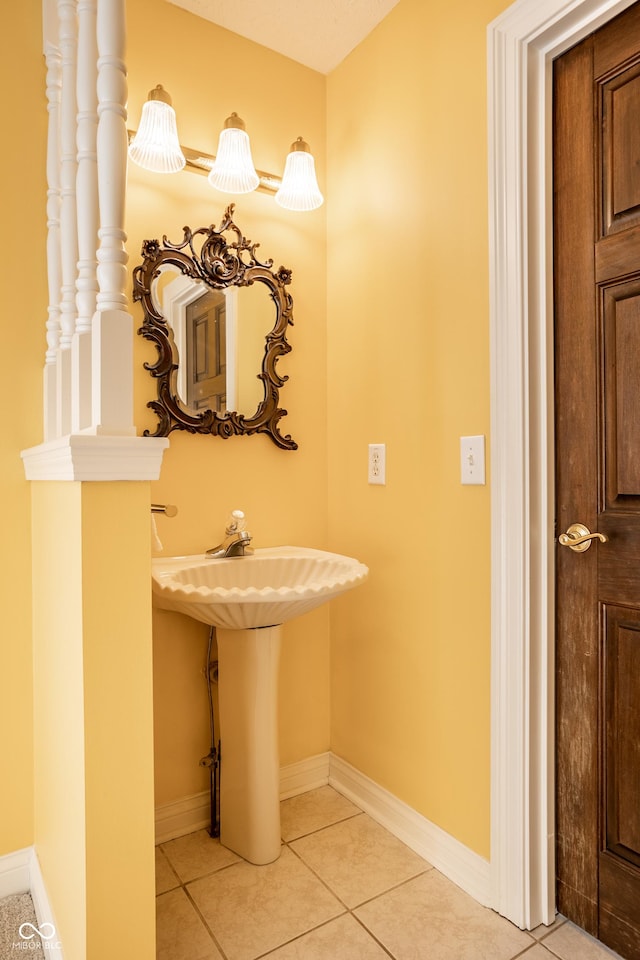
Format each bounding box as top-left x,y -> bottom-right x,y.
206,510 -> 253,559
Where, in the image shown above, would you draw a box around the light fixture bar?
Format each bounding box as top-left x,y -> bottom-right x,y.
127,131 -> 281,195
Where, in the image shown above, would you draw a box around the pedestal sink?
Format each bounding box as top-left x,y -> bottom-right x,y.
152,546 -> 368,864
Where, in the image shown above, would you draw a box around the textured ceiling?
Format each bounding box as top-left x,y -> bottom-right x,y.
164,0 -> 402,74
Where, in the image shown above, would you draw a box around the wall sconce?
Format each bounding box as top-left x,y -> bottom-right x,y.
128,88 -> 323,212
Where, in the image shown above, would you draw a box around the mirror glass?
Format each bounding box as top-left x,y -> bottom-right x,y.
133,206 -> 297,450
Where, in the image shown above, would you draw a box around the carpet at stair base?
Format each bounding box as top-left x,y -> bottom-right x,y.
0,894 -> 39,959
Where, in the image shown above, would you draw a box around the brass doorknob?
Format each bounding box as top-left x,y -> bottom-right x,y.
558,522 -> 608,553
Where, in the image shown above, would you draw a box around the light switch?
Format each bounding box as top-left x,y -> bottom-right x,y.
460,435 -> 486,485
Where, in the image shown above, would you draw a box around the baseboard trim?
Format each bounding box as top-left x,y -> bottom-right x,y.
279,752 -> 331,800
0,847 -> 63,958
0,846 -> 31,900
153,751 -> 491,908
155,754 -> 332,844
29,850 -> 63,958
329,754 -> 492,907
155,791 -> 211,844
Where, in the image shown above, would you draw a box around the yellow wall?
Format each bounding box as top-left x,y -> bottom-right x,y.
326,0 -> 508,859
31,485 -> 86,956
125,0 -> 330,806
32,483 -> 156,958
82,484 -> 156,957
0,0 -> 46,857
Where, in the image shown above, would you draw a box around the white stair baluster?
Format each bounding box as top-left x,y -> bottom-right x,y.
73,0 -> 98,432
92,0 -> 135,436
57,0 -> 78,437
43,29 -> 62,441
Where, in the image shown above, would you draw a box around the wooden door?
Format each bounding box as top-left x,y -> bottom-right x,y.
555,5 -> 640,958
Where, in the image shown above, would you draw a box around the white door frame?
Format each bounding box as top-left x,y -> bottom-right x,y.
488,0 -> 637,930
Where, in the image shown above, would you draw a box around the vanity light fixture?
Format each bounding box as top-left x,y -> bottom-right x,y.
128,91 -> 323,212
208,113 -> 260,195
275,137 -> 324,212
127,85 -> 186,174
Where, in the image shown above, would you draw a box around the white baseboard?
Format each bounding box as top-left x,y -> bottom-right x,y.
155,753 -> 331,844
29,850 -> 63,959
155,791 -> 211,844
279,752 -> 330,799
0,847 -> 63,958
328,754 -> 492,907
0,847 -> 31,899
153,751 -> 491,909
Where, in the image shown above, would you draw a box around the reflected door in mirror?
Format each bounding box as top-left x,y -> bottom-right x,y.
186,289 -> 226,412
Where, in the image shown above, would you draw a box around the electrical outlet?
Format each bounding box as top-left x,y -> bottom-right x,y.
368,443 -> 386,485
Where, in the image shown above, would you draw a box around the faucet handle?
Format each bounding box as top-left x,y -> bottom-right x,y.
226,509 -> 247,534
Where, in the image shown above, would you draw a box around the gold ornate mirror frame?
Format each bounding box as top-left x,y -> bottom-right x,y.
133,205 -> 297,450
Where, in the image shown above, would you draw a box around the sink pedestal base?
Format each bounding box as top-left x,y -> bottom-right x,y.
216,625 -> 282,865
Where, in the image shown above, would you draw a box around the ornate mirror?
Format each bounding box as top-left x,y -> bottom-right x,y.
133,205 -> 297,450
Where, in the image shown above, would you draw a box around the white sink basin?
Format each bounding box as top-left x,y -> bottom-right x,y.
151,545 -> 369,629
152,544 -> 368,865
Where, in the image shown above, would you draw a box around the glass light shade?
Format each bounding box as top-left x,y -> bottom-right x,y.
275,138 -> 324,212
128,86 -> 185,174
208,114 -> 259,194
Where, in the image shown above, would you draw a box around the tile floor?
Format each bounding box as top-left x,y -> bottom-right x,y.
156,786 -> 623,960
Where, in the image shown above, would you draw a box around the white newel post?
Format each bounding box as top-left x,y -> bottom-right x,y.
30,7 -> 165,945
92,0 -> 135,436
43,26 -> 62,443
57,0 -> 78,437
73,0 -> 98,432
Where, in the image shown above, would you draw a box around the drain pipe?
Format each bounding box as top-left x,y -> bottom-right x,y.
200,626 -> 220,837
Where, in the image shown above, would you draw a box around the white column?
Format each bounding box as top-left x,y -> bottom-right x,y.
92,0 -> 135,436
43,33 -> 62,442
72,0 -> 98,432
57,0 -> 78,437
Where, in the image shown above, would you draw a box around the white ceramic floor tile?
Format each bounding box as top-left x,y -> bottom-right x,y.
155,846 -> 180,895
542,921 -> 626,959
355,870 -> 533,960
156,887 -> 223,960
160,828 -> 241,882
521,946 -> 564,960
529,916 -> 566,940
188,845 -> 345,960
280,786 -> 361,841
290,812 -> 431,907
264,914 -> 392,959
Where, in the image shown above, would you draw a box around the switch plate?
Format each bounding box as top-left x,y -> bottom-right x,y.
460,435 -> 486,485
368,443 -> 386,484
